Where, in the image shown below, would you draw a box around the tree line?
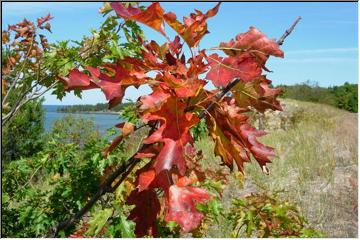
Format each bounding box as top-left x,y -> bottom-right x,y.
57,102 -> 133,113
278,81 -> 358,113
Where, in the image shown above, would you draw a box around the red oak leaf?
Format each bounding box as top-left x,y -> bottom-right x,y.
127,189 -> 161,237
59,67 -> 124,108
111,2 -> 166,37
153,137 -> 190,175
164,3 -> 221,47
165,180 -> 211,232
220,27 -> 284,58
239,124 -> 276,167
141,98 -> 199,175
61,63 -> 149,109
219,27 -> 283,70
37,13 -> 53,27
85,66 -> 125,108
206,53 -> 261,87
207,98 -> 276,171
59,69 -> 93,89
231,75 -> 283,112
138,89 -> 170,113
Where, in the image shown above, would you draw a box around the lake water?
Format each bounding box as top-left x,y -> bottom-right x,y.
44,105 -> 123,134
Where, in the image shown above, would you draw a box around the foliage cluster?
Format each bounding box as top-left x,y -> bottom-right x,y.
2,116 -> 124,237
57,2 -> 290,236
10,2 -> 299,236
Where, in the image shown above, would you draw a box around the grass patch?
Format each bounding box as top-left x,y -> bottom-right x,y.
195,99 -> 357,237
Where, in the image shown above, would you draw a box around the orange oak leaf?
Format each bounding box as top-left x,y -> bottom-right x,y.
110,2 -> 167,37
2,79 -> 6,96
69,223 -> 89,238
164,3 -> 221,47
207,101 -> 250,170
102,122 -> 135,156
207,98 -> 275,171
138,170 -> 156,192
160,71 -> 205,98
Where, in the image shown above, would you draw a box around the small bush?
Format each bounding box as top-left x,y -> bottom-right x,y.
229,192 -> 324,238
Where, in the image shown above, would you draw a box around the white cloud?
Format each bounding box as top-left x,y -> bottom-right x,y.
2,2 -> 100,17
283,57 -> 357,63
321,20 -> 358,24
286,48 -> 358,54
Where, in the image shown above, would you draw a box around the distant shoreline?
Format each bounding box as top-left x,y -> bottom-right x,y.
56,111 -> 119,115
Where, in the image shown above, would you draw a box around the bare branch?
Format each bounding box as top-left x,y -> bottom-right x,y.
2,81 -> 58,126
277,16 -> 301,46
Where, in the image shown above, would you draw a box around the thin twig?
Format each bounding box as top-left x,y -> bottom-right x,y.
199,78 -> 241,119
2,81 -> 58,126
277,16 -> 301,46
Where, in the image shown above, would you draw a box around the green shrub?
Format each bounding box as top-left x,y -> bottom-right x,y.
1,116 -> 125,237
2,99 -> 45,163
229,192 -> 324,238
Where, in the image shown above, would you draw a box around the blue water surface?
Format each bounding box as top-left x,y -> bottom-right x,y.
44,105 -> 122,135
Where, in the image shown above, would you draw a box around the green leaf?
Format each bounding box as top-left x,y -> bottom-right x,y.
86,208 -> 113,236
208,199 -> 222,216
195,203 -> 207,213
118,212 -> 136,237
166,221 -> 178,232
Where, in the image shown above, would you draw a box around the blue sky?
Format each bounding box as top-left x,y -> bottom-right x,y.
2,2 -> 358,105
